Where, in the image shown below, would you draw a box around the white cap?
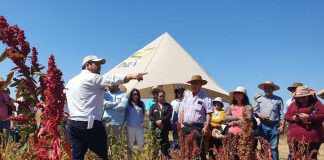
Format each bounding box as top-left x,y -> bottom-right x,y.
212,97 -> 223,103
82,55 -> 106,66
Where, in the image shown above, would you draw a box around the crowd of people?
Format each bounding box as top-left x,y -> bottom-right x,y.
1,54 -> 324,160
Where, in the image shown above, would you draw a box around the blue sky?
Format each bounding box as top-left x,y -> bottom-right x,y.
1,0 -> 324,103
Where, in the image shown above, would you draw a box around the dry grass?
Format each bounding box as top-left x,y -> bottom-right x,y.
278,135 -> 324,160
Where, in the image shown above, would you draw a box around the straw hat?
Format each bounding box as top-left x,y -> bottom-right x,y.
82,55 -> 106,66
258,81 -> 280,91
316,89 -> 324,99
292,86 -> 315,98
229,86 -> 247,98
287,82 -> 303,92
186,75 -> 207,85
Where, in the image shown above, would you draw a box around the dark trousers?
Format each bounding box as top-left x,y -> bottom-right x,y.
68,120 -> 108,160
160,128 -> 170,156
182,123 -> 206,160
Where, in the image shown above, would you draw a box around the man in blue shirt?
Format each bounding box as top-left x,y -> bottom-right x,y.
103,84 -> 128,135
253,81 -> 284,160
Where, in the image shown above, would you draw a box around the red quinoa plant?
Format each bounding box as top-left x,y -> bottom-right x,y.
0,15 -> 67,160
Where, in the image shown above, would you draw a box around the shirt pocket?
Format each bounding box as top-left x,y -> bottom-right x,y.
194,104 -> 203,111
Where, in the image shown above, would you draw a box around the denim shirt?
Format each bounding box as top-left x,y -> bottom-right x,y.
253,95 -> 284,121
102,89 -> 128,125
125,101 -> 145,128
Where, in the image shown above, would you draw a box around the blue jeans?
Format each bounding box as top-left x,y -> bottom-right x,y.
68,120 -> 108,160
259,122 -> 279,160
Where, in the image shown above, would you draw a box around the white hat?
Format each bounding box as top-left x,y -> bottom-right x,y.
229,86 -> 247,98
212,97 -> 223,103
82,55 -> 106,66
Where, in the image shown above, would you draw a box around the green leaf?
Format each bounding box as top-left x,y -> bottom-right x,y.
33,71 -> 45,76
9,80 -> 20,87
0,49 -> 7,62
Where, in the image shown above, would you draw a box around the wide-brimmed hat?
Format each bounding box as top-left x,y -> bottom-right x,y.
186,75 -> 207,85
229,86 -> 247,98
258,81 -> 280,91
82,55 -> 106,66
317,89 -> 324,99
287,82 -> 303,92
292,86 -> 315,98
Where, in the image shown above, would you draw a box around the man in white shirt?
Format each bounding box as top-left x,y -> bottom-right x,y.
65,55 -> 146,160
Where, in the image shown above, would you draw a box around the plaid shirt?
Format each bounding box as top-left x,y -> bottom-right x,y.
179,91 -> 213,124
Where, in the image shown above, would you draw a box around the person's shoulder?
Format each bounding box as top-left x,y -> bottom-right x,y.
198,91 -> 211,99
164,102 -> 172,107
244,104 -> 253,110
255,95 -> 265,103
272,95 -> 283,101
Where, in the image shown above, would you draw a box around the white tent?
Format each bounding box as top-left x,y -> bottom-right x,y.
107,32 -> 229,102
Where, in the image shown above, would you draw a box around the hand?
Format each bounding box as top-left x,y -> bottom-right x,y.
156,120 -> 162,126
258,114 -> 269,121
228,121 -> 235,127
135,72 -> 147,82
278,125 -> 284,134
298,113 -> 309,121
202,126 -> 209,135
180,123 -> 184,128
293,115 -> 301,121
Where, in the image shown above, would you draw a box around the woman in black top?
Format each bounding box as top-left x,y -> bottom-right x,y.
149,90 -> 173,158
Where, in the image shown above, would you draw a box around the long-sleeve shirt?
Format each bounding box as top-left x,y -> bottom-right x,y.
253,95 -> 284,122
210,109 -> 225,127
102,89 -> 128,125
125,101 -> 145,128
149,102 -> 173,130
65,70 -> 126,121
224,105 -> 253,135
285,101 -> 324,143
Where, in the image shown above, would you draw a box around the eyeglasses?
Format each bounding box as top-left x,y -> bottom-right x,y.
132,93 -> 139,96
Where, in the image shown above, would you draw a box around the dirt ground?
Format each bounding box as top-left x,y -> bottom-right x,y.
278,135 -> 324,159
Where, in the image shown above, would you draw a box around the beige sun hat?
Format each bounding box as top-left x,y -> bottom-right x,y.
229,86 -> 247,98
317,89 -> 324,99
186,75 -> 207,85
82,55 -> 106,66
287,82 -> 303,92
292,86 -> 315,98
258,80 -> 280,91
